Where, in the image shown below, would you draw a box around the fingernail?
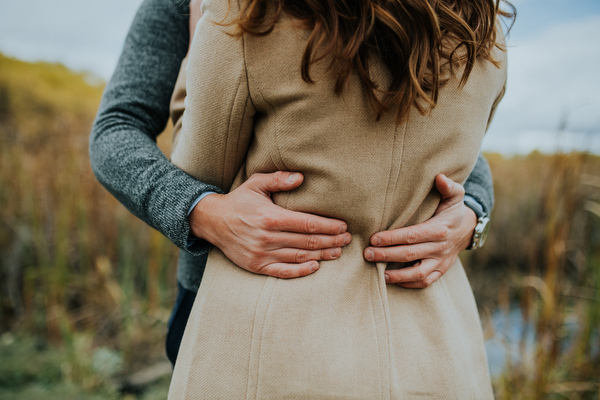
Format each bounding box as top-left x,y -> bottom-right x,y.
332,248 -> 341,257
287,173 -> 298,183
342,235 -> 349,246
365,249 -> 374,261
384,274 -> 390,283
310,262 -> 319,272
373,236 -> 381,246
339,224 -> 347,234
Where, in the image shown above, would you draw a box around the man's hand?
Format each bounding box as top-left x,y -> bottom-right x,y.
189,172 -> 352,279
364,174 -> 477,288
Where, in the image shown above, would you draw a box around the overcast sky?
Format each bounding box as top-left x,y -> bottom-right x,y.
0,0 -> 599,155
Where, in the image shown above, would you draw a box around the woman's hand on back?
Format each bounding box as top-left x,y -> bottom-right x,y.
364,174 -> 477,288
188,172 -> 352,279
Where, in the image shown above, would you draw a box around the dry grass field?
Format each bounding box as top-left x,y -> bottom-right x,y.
0,53 -> 598,399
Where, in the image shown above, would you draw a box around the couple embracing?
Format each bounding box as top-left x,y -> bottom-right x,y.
91,0 -> 513,397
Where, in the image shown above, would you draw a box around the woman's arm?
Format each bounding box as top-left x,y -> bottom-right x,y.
172,0 -> 349,278
89,0 -> 220,254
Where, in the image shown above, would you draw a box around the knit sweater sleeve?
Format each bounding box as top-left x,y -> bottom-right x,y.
89,0 -> 223,255
463,152 -> 494,216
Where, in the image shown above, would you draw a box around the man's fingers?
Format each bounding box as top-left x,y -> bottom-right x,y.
259,261 -> 320,279
242,172 -> 348,235
269,231 -> 352,250
365,240 -> 444,262
246,171 -> 304,196
435,174 -> 465,202
384,259 -> 438,284
370,222 -> 448,247
266,247 -> 343,265
274,209 -> 347,235
396,270 -> 443,289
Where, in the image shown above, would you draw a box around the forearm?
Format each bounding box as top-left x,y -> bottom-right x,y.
89,0 -> 223,254
90,127 -> 222,252
463,152 -> 494,216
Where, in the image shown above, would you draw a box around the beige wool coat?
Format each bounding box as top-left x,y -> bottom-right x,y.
168,0 -> 507,398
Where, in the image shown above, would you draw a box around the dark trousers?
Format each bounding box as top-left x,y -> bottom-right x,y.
166,282 -> 197,366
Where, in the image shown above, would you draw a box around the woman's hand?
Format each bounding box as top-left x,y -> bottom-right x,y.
364,174 -> 477,288
189,171 -> 352,279
188,0 -> 203,50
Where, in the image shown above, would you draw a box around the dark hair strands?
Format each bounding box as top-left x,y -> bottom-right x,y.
222,0 -> 516,124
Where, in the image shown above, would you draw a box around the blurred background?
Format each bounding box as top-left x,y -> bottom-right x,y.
0,0 -> 598,399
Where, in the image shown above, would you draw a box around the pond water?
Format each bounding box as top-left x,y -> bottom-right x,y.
484,307 -> 599,377
485,308 -> 536,377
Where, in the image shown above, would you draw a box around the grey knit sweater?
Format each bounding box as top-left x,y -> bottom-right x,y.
89,0 -> 494,293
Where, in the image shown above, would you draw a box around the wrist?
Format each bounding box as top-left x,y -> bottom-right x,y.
188,193 -> 223,243
461,206 -> 478,250
463,194 -> 486,219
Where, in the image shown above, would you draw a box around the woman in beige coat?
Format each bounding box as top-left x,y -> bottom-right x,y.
169,0 -> 512,397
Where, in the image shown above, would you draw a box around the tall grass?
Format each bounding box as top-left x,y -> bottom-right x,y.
0,54 -> 178,386
0,53 -> 599,398
463,152 -> 600,399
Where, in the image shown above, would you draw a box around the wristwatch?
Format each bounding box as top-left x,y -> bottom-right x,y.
469,216 -> 490,250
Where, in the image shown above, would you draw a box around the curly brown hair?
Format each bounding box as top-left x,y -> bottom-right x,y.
227,0 -> 515,124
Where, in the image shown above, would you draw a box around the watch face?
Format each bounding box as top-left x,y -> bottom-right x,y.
479,218 -> 490,247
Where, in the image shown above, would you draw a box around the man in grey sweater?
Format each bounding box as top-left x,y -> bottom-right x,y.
90,0 -> 495,365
